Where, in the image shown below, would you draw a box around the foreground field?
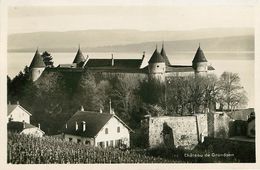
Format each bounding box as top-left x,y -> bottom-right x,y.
7,133 -> 179,164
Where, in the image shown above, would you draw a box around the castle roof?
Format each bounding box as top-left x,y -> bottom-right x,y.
64,111 -> 132,138
73,47 -> 85,64
160,44 -> 171,65
192,46 -> 208,64
148,48 -> 165,64
29,49 -> 45,68
85,58 -> 142,68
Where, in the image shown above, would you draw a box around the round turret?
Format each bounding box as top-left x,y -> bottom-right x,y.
29,49 -> 45,82
148,47 -> 166,81
192,46 -> 208,75
73,46 -> 86,68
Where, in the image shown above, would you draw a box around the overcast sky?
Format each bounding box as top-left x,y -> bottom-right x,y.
8,2 -> 255,34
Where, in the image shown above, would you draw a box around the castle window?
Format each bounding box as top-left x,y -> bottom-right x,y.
105,128 -> 108,134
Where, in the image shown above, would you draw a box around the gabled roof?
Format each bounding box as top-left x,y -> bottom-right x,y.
160,45 -> 171,65
64,111 -> 132,138
7,104 -> 32,116
148,48 -> 165,64
73,48 -> 85,64
29,49 -> 45,68
192,46 -> 208,64
85,59 -> 111,67
8,121 -> 37,132
114,59 -> 142,68
166,65 -> 194,73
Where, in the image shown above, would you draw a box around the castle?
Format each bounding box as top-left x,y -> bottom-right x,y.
28,44 -> 215,82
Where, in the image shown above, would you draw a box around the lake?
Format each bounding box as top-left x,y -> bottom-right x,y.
7,51 -> 255,108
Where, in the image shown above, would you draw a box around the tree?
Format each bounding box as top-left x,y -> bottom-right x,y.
41,51 -> 54,67
217,72 -> 248,111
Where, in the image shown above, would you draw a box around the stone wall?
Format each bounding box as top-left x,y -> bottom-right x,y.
147,114 -> 208,149
208,112 -> 232,138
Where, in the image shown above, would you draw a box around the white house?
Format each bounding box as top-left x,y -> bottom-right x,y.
7,103 -> 31,123
7,102 -> 45,137
63,107 -> 133,148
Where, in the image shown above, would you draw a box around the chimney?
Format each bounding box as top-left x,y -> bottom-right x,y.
17,101 -> 19,105
142,51 -> 145,61
80,105 -> 84,111
109,99 -> 112,114
111,108 -> 115,115
100,108 -> 103,114
75,121 -> 78,131
82,121 -> 86,132
38,123 -> 41,129
111,54 -> 114,66
22,120 -> 25,129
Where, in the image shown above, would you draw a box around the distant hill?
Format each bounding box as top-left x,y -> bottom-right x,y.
89,35 -> 254,53
8,28 -> 254,52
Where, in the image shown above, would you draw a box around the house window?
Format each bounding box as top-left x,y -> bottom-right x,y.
77,139 -> 81,143
110,140 -> 113,147
105,128 -> 108,134
115,139 -> 122,147
117,127 -> 120,133
98,142 -> 105,148
69,138 -> 72,142
85,140 -> 90,145
106,141 -> 109,147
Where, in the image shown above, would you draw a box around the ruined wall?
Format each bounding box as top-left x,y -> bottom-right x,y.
196,114 -> 208,142
208,112 -> 231,138
148,114 -> 208,149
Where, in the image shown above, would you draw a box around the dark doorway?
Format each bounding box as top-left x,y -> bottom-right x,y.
161,122 -> 174,147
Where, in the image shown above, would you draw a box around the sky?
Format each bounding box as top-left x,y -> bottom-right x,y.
8,3 -> 255,34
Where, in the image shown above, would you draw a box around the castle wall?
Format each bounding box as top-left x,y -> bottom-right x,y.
147,114 -> 208,149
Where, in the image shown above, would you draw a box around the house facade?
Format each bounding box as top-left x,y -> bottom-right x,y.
63,107 -> 132,148
7,103 -> 31,123
7,102 -> 45,137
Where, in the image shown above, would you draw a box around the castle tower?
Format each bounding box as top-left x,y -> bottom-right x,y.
192,45 -> 208,76
73,45 -> 85,68
160,42 -> 171,66
148,46 -> 166,82
29,49 -> 45,82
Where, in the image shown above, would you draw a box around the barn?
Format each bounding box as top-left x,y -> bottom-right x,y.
63,107 -> 133,148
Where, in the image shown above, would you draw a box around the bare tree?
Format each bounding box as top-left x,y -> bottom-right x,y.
217,72 -> 248,111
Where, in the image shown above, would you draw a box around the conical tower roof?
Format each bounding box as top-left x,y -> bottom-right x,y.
73,47 -> 85,64
192,46 -> 207,64
148,47 -> 165,64
29,49 -> 45,68
160,43 -> 171,65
